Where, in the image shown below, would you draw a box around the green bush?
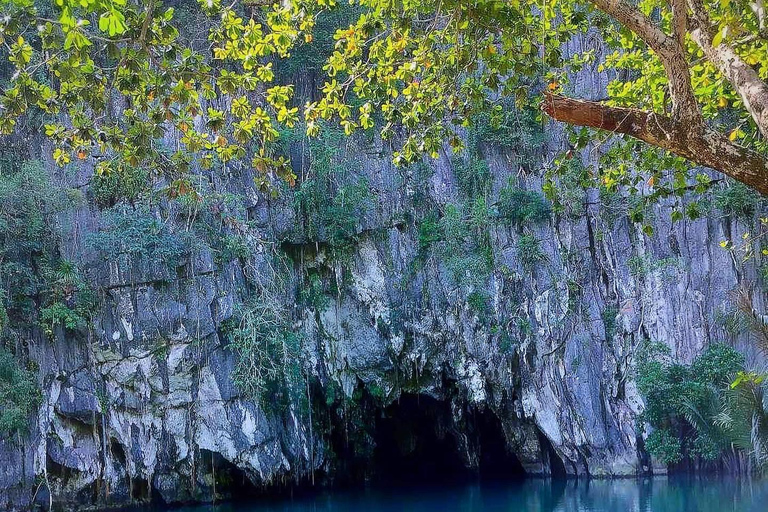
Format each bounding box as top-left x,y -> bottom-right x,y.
290,127 -> 372,257
498,329 -> 517,355
516,234 -> 546,270
468,102 -> 546,167
40,302 -> 88,332
690,343 -> 746,385
498,181 -> 551,227
412,203 -> 495,293
0,163 -> 87,440
0,161 -> 83,329
439,204 -> 467,245
0,348 -> 40,437
543,157 -> 589,218
713,182 -> 762,218
627,254 -> 681,280
439,204 -> 494,289
293,175 -> 371,256
645,429 -> 682,465
0,291 -> 8,333
636,342 -> 745,465
179,191 -> 254,265
217,233 -> 252,263
88,205 -> 190,269
324,178 -> 372,248
417,211 -> 442,255
602,306 -> 619,341
469,196 -> 491,232
453,157 -> 492,199
38,260 -> 97,335
299,271 -> 332,311
467,291 -> 490,317
91,164 -> 150,207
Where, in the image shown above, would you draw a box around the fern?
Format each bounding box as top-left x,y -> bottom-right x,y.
716,376 -> 768,468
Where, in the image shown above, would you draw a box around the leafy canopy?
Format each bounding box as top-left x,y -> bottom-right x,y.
0,0 -> 766,201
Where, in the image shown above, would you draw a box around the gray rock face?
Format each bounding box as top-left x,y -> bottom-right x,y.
1,142 -> 762,511
1,43 -> 766,512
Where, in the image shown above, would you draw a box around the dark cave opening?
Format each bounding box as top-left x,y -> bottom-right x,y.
130,391 -> 554,507
371,394 -> 526,485
152,391 -> 549,505
372,394 -> 468,484
198,449 -> 260,500
472,405 -> 527,480
538,430 -> 567,478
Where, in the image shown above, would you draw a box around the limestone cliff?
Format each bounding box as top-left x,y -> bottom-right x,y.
0,33 -> 766,512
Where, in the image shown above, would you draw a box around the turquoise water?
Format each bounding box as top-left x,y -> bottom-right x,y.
168,478 -> 768,512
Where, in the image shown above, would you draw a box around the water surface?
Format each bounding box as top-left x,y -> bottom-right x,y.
164,477 -> 768,512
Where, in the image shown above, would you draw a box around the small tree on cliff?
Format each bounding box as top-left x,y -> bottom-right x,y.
0,0 -> 766,199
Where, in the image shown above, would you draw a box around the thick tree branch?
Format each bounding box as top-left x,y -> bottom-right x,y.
542,94 -> 768,195
687,0 -> 768,140
671,0 -> 688,49
588,0 -> 701,123
751,0 -> 767,34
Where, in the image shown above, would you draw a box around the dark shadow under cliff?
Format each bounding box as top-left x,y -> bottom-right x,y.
370,393 -> 526,485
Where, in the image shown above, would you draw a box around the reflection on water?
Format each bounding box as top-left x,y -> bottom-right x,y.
144,477 -> 768,512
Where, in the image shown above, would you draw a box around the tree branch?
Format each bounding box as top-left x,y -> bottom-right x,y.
671,0 -> 688,49
542,93 -> 768,195
751,0 -> 767,35
687,0 -> 768,140
139,0 -> 155,45
588,0 -> 701,123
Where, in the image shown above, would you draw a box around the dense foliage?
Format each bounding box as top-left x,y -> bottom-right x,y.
1,0 -> 767,204
0,161 -> 70,438
288,126 -> 372,257
636,341 -> 768,468
87,204 -> 191,269
498,183 -> 552,227
39,260 -> 97,336
0,160 -> 87,333
0,347 -> 40,437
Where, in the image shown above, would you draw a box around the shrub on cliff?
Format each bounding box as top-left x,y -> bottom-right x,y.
713,182 -> 763,219
226,257 -> 309,417
289,126 -> 372,257
498,183 -> 552,228
0,348 -> 40,438
87,205 -> 191,270
636,342 -> 748,467
0,161 -> 85,332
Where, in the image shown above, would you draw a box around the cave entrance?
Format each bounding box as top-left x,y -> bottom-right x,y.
198,449 -> 260,501
538,430 -> 567,478
371,393 -> 525,485
472,406 -> 527,481
372,393 -> 467,484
